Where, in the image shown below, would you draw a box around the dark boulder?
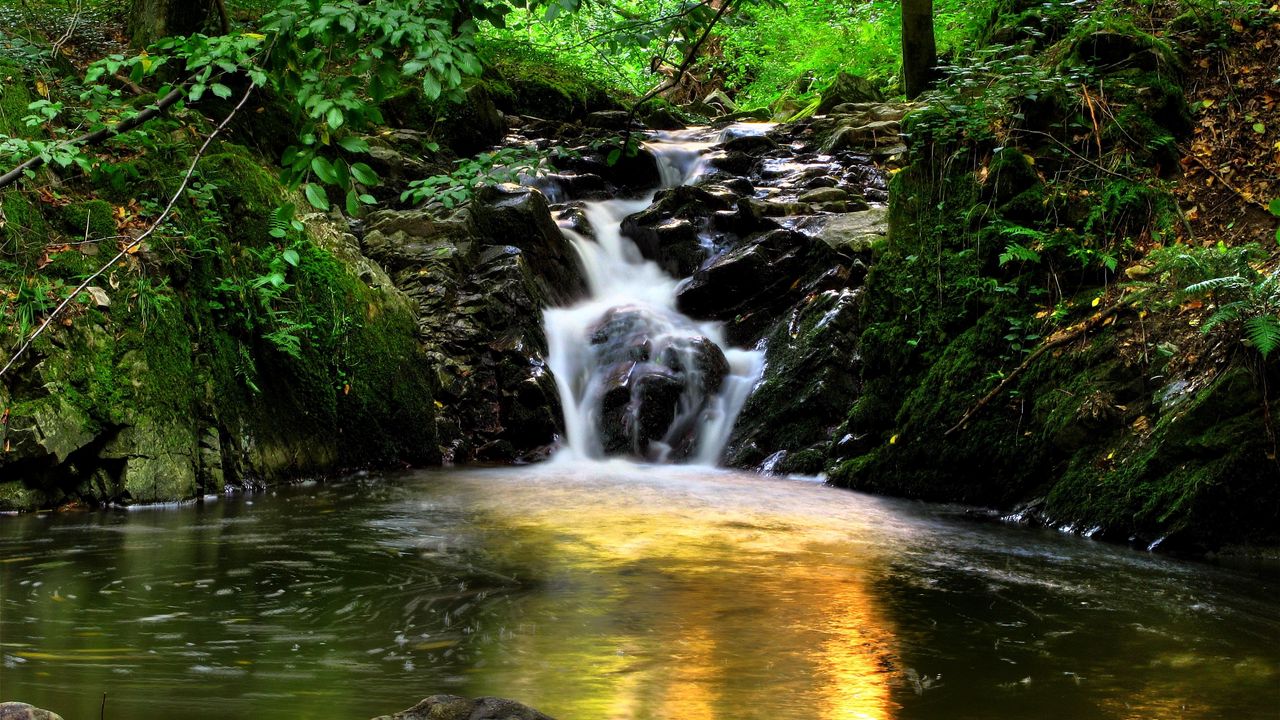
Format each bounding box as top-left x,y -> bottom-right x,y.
676,229 -> 808,319
585,306 -> 730,460
471,183 -> 587,305
722,134 -> 778,156
620,186 -> 732,277
727,288 -> 863,468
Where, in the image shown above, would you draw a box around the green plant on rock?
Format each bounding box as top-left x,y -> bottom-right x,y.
1186,267 -> 1280,359
401,145 -> 560,207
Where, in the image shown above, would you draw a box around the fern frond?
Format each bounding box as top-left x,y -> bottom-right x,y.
998,242 -> 1041,266
1244,314 -> 1280,358
1185,275 -> 1249,295
1201,303 -> 1244,333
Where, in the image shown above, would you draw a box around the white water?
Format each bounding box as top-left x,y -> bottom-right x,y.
544,127 -> 767,465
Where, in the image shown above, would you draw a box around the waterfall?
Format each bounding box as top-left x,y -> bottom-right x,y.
543,127 -> 766,465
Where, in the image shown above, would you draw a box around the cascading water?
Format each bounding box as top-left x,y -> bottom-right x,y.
544,127 -> 765,465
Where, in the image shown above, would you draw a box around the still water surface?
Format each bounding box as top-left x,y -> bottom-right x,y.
1,464 -> 1277,719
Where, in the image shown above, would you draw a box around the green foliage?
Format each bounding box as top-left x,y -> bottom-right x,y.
718,0 -> 991,107
401,145 -> 561,207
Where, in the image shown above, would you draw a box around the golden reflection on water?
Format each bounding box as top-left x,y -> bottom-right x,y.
455,467 -> 901,720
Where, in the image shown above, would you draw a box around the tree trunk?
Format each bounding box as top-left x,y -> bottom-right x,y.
901,0 -> 937,99
128,0 -> 229,47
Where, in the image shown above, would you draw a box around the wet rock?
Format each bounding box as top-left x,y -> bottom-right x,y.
0,703 -> 64,720
555,204 -> 595,239
532,172 -> 608,203
727,288 -> 863,467
565,144 -> 662,191
587,306 -> 730,460
677,229 -> 808,319
621,186 -> 732,276
706,150 -> 755,175
795,208 -> 889,253
798,187 -> 850,204
817,72 -> 884,114
722,134 -> 778,156
371,695 -> 554,720
471,183 -> 587,305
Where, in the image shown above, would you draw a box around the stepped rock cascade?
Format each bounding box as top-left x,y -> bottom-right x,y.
544,126 -> 768,464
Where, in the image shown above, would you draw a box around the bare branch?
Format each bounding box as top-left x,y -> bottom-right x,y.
0,86 -> 185,191
0,84 -> 255,382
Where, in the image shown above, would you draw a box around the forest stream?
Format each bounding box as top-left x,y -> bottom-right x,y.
3,127 -> 1279,720
2,465 -> 1277,719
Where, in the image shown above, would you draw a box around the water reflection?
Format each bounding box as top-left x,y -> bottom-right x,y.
1,465 -> 1277,720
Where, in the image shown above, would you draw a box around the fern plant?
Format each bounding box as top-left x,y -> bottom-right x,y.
1185,265 -> 1280,359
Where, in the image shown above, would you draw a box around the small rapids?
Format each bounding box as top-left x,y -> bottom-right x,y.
543,126 -> 767,464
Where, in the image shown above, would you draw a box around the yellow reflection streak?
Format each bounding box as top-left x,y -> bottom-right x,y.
461,468 -> 902,720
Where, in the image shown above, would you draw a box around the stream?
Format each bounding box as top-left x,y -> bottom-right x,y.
3,128 -> 1279,720
2,465 -> 1277,719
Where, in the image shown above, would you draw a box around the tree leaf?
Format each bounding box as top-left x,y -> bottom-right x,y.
327,106 -> 344,129
304,183 -> 330,210
350,162 -> 379,186
338,136 -> 369,153
311,156 -> 337,184
281,248 -> 300,267
211,83 -> 232,99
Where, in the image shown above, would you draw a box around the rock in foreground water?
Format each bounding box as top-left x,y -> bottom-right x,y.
0,703 -> 64,720
372,695 -> 554,720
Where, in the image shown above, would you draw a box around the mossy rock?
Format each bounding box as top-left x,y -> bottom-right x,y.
58,199 -> 117,240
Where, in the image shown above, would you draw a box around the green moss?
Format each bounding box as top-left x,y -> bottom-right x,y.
478,39 -> 620,119
0,59 -> 33,136
58,199 -> 116,240
1045,368 -> 1280,547
0,190 -> 54,266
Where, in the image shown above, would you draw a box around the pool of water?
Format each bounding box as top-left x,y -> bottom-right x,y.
1,464 -> 1276,719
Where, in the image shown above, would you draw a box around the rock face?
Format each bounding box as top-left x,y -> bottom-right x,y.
817,72 -> 885,114
0,703 -> 64,720
361,183 -> 587,463
372,695 -> 554,720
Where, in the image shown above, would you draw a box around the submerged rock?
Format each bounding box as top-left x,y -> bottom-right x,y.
372,695 -> 554,720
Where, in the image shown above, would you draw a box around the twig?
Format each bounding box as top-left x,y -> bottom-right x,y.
50,0 -> 84,57
0,87 -> 185,191
1014,128 -> 1132,179
100,692 -> 106,720
624,0 -> 736,129
0,84 -> 255,382
944,300 -> 1130,435
1182,150 -> 1270,213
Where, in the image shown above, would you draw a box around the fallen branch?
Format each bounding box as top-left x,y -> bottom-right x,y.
0,86 -> 185,192
944,299 -> 1130,436
0,84 -> 255,382
624,0 -> 736,129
